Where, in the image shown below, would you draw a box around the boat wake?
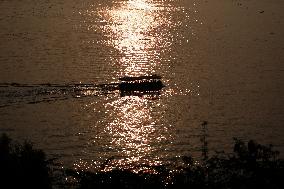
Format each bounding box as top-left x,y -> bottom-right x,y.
0,82 -> 119,108
0,76 -> 168,107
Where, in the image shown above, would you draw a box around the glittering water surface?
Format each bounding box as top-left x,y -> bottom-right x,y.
0,0 -> 283,170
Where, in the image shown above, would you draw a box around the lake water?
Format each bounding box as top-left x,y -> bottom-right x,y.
0,0 -> 283,170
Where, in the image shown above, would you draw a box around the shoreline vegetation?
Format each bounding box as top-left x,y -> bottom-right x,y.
1,132 -> 283,189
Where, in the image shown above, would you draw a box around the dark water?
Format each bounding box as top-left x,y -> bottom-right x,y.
0,0 -> 283,170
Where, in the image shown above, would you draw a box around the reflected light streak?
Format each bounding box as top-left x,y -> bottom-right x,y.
96,0 -> 176,167
104,96 -> 160,165
97,0 -> 176,77
75,0 -> 196,170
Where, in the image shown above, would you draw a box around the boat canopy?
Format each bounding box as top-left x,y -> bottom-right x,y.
119,75 -> 162,81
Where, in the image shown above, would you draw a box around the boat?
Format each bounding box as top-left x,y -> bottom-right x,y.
118,75 -> 164,92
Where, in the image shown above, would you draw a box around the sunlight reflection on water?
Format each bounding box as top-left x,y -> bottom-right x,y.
73,0 -> 198,170
104,96 -> 165,166
79,0 -> 191,78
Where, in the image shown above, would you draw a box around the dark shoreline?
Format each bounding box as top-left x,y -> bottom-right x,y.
1,133 -> 284,189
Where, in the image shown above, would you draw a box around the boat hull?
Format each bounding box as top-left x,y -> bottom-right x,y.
118,80 -> 164,92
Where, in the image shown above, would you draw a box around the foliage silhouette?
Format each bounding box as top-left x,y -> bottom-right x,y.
67,139 -> 284,189
0,133 -> 52,189
1,133 -> 283,189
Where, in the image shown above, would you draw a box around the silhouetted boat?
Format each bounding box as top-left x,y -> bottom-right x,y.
118,75 -> 164,92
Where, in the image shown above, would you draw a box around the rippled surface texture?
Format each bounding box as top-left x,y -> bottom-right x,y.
0,0 -> 284,170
